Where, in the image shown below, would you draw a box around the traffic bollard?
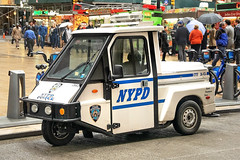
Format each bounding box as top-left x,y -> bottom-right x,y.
7,70 -> 25,119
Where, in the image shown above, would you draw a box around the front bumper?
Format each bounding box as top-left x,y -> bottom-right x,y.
21,97 -> 81,122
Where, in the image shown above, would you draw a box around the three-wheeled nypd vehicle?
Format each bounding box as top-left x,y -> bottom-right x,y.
21,26 -> 215,146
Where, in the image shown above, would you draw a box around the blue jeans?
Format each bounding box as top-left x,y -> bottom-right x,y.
212,46 -> 226,67
40,35 -> 45,49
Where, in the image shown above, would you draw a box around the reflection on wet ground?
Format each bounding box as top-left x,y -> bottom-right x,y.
0,41 -> 61,116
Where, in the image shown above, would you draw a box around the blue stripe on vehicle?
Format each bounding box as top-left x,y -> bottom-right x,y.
115,78 -> 153,84
113,99 -> 165,110
158,73 -> 194,80
114,73 -> 194,84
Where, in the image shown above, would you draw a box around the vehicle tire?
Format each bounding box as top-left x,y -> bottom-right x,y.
42,120 -> 75,146
219,69 -> 226,94
173,100 -> 202,135
209,70 -> 219,95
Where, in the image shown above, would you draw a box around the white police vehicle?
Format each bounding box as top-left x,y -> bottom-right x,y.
21,26 -> 215,146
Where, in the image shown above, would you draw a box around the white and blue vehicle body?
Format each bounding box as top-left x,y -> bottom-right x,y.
21,26 -> 215,146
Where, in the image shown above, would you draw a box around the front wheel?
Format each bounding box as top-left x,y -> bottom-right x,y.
42,120 -> 75,146
173,100 -> 202,135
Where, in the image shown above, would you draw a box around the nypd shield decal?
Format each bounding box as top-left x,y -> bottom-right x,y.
90,105 -> 101,122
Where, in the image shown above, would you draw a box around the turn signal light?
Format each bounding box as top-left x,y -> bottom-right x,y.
59,108 -> 65,115
92,89 -> 98,93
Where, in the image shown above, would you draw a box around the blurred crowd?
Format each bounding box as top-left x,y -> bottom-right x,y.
10,20 -> 95,57
160,19 -> 240,66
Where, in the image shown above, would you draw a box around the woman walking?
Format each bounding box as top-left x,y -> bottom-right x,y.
11,24 -> 22,49
189,25 -> 203,61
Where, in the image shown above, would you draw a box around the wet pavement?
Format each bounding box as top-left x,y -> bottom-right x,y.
0,39 -> 62,116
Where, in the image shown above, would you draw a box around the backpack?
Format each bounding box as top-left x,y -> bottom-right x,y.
216,29 -> 228,47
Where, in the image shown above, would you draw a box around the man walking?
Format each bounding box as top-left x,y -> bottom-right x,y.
234,19 -> 240,49
24,26 -> 36,57
175,21 -> 189,61
225,19 -> 234,49
212,22 -> 228,66
38,21 -> 47,49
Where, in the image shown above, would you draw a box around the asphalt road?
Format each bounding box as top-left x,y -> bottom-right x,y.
0,110 -> 239,160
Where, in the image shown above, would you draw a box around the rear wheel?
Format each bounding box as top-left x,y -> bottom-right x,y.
42,120 -> 75,146
173,100 -> 202,135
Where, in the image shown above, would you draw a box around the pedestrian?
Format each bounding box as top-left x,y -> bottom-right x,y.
189,25 -> 203,62
62,25 -> 72,44
170,24 -> 177,55
22,22 -> 28,50
234,19 -> 240,49
11,24 -> 15,44
201,25 -> 208,50
225,19 -> 234,49
209,24 -> 217,50
24,26 -> 36,57
212,22 -> 228,67
11,23 -> 22,49
209,24 -> 217,59
38,21 -> 47,49
175,21 -> 189,61
51,23 -> 58,50
161,26 -> 169,61
33,21 -> 39,47
49,25 -> 54,47
86,21 -> 94,29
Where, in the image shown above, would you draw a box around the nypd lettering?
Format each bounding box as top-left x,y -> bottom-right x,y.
117,87 -> 150,103
37,93 -> 54,101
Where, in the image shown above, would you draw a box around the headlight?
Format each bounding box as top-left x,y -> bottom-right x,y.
31,104 -> 38,113
45,105 -> 52,115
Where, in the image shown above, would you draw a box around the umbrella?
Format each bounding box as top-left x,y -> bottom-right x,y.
198,13 -> 223,24
59,22 -> 73,28
186,20 -> 206,35
182,17 -> 193,24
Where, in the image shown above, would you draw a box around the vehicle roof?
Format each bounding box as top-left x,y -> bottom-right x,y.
72,26 -> 164,35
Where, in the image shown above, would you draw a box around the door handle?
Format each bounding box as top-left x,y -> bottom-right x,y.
141,80 -> 148,87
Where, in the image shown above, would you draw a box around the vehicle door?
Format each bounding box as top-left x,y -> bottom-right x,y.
108,32 -> 154,134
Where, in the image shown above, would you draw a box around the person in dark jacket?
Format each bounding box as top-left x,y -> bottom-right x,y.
86,21 -> 94,29
24,26 -> 36,57
212,22 -> 228,66
161,26 -> 169,61
201,25 -> 208,50
175,21 -> 189,61
234,19 -> 240,49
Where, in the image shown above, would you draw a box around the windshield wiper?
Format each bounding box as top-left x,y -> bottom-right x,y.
60,50 -> 100,81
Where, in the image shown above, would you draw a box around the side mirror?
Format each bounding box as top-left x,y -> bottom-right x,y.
113,65 -> 123,79
49,52 -> 60,65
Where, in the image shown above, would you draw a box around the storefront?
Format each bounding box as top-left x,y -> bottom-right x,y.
216,2 -> 240,25
163,7 -> 214,29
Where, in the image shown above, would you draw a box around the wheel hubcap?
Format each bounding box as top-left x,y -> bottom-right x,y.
183,107 -> 197,128
51,122 -> 69,140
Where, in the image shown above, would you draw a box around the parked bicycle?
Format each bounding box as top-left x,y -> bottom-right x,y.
211,48 -> 240,97
185,48 -> 218,95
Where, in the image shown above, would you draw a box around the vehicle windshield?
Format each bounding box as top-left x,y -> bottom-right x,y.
47,35 -> 107,80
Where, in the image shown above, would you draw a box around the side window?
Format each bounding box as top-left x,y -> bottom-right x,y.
111,37 -> 149,77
